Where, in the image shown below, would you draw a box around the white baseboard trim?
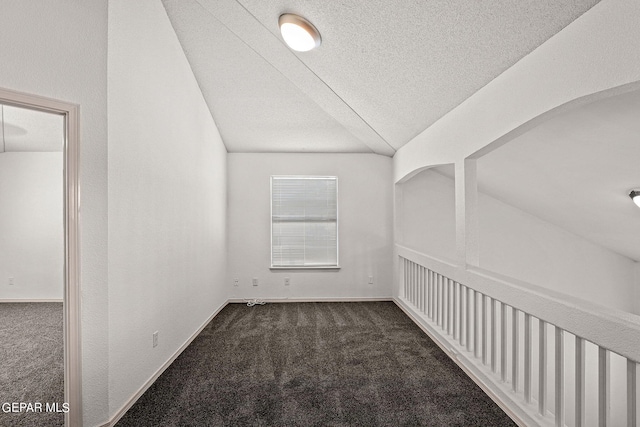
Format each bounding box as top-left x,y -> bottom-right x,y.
393,297 -> 546,427
0,298 -> 63,303
105,297 -> 396,426
228,296 -> 393,303
106,300 -> 229,427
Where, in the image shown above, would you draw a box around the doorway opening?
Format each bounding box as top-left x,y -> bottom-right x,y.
0,87 -> 80,427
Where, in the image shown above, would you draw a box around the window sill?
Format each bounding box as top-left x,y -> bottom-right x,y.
270,266 -> 341,271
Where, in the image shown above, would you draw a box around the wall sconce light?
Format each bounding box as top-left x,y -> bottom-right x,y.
630,190 -> 640,208
279,13 -> 321,52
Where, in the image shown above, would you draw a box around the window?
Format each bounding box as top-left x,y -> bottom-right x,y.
271,176 -> 338,268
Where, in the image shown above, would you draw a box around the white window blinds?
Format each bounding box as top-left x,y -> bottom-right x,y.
271,176 -> 338,267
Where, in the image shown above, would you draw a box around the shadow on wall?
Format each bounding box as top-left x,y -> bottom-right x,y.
396,164 -> 456,264
475,88 -> 640,315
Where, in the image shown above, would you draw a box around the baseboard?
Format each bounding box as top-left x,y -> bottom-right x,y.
0,298 -> 63,303
103,297 -> 404,426
228,296 -> 393,303
106,300 -> 229,427
393,297 -> 541,427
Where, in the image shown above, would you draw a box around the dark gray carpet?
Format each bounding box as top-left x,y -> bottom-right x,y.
117,302 -> 515,426
0,302 -> 64,427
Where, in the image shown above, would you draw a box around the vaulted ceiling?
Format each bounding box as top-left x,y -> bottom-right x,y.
435,88 -> 640,262
477,88 -> 640,262
161,0 -> 599,155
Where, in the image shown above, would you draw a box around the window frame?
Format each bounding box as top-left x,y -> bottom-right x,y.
270,175 -> 340,270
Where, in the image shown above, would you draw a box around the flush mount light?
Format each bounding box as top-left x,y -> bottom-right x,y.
630,190 -> 640,208
279,13 -> 321,52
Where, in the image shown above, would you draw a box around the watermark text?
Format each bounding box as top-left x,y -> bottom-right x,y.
2,402 -> 69,413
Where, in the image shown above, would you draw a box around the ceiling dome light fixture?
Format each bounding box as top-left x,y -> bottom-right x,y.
630,190 -> 640,208
279,13 -> 321,52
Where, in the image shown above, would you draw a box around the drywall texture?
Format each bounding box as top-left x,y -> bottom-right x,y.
479,192 -> 637,313
227,153 -> 393,300
396,168 -> 456,263
108,0 -> 228,418
0,1 -> 109,424
635,262 -> 640,315
400,170 -> 636,313
394,0 -> 640,182
0,153 -> 63,300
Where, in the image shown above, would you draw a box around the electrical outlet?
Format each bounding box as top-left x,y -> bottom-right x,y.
252,278 -> 258,287
153,331 -> 158,348
284,277 -> 290,286
368,276 -> 374,284
234,278 -> 239,287
8,277 -> 14,286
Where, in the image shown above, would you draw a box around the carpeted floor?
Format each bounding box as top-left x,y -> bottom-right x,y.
0,302 -> 64,427
117,302 -> 516,426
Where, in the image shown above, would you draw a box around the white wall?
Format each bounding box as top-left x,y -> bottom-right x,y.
394,0 -> 640,182
108,0 -> 228,418
479,192 -> 637,313
0,2 -> 108,424
0,152 -> 63,300
396,168 -> 456,263
636,262 -> 640,315
397,169 -> 636,425
228,153 -> 393,300
399,169 -> 637,313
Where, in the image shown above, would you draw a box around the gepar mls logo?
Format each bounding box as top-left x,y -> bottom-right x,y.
2,402 -> 69,413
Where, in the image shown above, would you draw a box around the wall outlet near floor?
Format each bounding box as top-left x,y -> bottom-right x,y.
8,277 -> 14,286
153,331 -> 158,348
234,278 -> 239,287
252,278 -> 258,286
284,277 -> 290,286
368,276 -> 374,284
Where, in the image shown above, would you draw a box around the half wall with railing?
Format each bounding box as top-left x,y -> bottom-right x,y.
395,245 -> 640,427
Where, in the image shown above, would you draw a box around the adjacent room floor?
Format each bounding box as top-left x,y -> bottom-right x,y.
117,301 -> 516,426
0,302 -> 64,427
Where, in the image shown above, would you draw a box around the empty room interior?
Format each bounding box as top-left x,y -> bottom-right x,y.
1,0 -> 639,426
0,104 -> 66,426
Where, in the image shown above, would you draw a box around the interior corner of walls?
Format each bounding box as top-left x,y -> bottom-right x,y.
227,153 -> 394,300
107,0 -> 230,419
396,167 -> 457,263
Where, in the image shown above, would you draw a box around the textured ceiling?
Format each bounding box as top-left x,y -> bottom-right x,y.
436,88 -> 640,262
162,0 -> 381,154
162,0 -> 600,155
0,104 -> 63,153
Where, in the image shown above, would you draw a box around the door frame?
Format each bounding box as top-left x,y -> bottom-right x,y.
0,87 -> 81,427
